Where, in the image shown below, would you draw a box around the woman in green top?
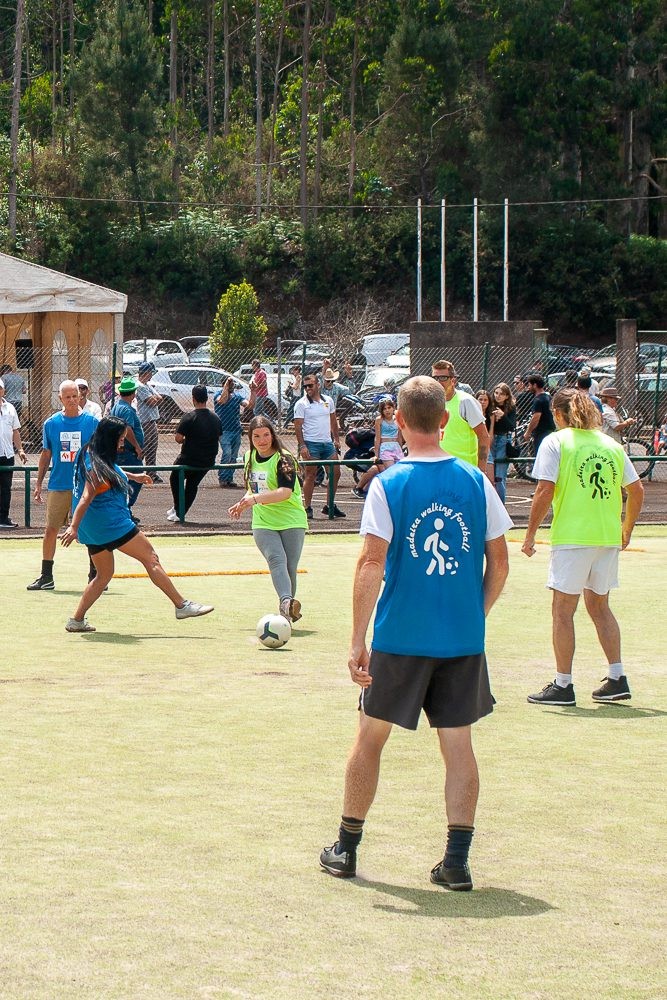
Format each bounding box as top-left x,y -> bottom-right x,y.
228,416 -> 307,623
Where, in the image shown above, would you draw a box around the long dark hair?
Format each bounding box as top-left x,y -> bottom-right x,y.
75,416 -> 129,495
243,415 -> 299,491
492,382 -> 516,415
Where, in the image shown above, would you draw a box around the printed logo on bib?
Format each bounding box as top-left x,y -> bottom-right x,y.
250,470 -> 269,494
405,503 -> 471,577
576,449 -> 618,500
59,430 -> 82,463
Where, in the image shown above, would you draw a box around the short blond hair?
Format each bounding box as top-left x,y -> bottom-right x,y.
398,376 -> 446,433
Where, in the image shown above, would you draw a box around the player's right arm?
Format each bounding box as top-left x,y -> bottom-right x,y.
33,448 -> 52,503
349,533 -> 388,687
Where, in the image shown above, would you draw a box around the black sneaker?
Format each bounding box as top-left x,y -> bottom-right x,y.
152,475 -> 164,484
0,518 -> 18,528
352,487 -> 366,500
430,859 -> 473,892
27,575 -> 55,591
319,842 -> 356,878
322,504 -> 347,518
527,681 -> 576,706
305,506 -> 313,520
592,676 -> 631,702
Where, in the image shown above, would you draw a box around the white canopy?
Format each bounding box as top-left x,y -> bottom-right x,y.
0,253 -> 127,314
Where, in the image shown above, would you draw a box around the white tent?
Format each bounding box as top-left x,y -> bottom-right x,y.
0,252 -> 127,314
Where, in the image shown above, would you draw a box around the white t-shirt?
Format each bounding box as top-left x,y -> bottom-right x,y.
361,456 -> 513,543
600,404 -> 622,443
532,432 -> 639,487
0,399 -> 20,458
293,393 -> 336,443
82,399 -> 103,420
457,392 -> 485,429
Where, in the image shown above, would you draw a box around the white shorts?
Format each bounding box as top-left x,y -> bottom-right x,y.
547,546 -> 620,596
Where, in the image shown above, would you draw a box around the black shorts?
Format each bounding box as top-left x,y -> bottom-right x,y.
359,650 -> 494,730
86,526 -> 139,556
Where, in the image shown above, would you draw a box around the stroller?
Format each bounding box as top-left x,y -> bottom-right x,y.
343,427 -> 376,484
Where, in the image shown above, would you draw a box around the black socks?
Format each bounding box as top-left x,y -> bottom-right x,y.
337,816 -> 365,853
42,559 -> 54,579
444,824 -> 474,868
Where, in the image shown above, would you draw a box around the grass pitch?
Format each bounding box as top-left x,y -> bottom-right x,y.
0,531 -> 665,999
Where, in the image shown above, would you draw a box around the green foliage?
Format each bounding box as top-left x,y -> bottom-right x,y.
620,236 -> 667,328
210,280 -> 268,364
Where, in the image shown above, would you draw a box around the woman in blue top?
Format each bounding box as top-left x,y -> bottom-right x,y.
353,398 -> 404,497
61,417 -> 213,633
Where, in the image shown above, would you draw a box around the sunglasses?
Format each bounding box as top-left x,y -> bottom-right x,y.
433,374 -> 453,382
304,382 -> 317,388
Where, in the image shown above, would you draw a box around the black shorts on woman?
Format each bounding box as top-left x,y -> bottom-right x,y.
359,650 -> 494,730
86,525 -> 139,556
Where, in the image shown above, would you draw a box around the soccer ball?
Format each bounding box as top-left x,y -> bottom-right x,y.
256,613 -> 291,649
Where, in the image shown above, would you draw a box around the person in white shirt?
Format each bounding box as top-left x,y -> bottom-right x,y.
76,378 -> 103,420
293,374 -> 344,520
0,377 -> 27,528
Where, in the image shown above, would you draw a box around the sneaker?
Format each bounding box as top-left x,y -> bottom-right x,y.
0,518 -> 18,528
352,487 -> 366,500
322,504 -> 347,518
592,676 -> 631,702
152,475 -> 164,484
166,508 -> 179,522
527,680 -> 576,706
175,600 -> 214,620
430,859 -> 473,892
65,617 -> 96,633
305,506 -> 313,520
27,575 -> 54,591
319,842 -> 356,878
279,597 -> 302,623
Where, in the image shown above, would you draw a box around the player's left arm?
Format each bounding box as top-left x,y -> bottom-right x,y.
349,533 -> 388,686
483,535 -> 509,615
621,479 -> 644,549
472,420 -> 490,471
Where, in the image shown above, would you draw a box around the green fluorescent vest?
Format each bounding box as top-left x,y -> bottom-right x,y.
440,390 -> 479,466
244,450 -> 308,531
551,428 -> 625,546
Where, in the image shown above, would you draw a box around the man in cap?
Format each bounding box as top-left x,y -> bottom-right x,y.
75,378 -> 102,420
0,376 -> 27,528
136,362 -> 164,482
599,387 -> 636,443
110,376 -> 145,516
431,359 -> 490,471
27,380 -> 98,590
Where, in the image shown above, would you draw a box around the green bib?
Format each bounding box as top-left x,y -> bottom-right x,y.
245,450 -> 308,531
551,428 -> 625,546
440,390 -> 479,466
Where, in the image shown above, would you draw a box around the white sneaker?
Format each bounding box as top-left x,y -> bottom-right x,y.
65,617 -> 96,633
166,508 -> 179,522
175,600 -> 214,620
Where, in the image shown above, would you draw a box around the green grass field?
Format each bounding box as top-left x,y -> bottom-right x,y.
1,531 -> 665,1000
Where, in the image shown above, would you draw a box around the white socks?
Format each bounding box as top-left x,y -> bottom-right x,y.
555,672 -> 572,688
607,662 -> 624,680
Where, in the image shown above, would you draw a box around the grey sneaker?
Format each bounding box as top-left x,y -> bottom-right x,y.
320,842 -> 356,878
65,617 -> 96,633
175,600 -> 214,620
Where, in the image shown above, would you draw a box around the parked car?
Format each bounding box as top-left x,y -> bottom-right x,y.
123,339 -> 189,373
186,341 -> 212,364
359,366 -> 410,393
150,366 -> 251,421
547,371 -> 612,393
357,333 -> 410,368
587,342 -> 667,373
384,343 -> 411,368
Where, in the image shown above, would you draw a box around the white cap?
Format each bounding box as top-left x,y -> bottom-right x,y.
0,378 -> 4,389
75,377 -> 89,389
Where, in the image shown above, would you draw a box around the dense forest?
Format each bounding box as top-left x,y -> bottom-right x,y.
1,0 -> 666,341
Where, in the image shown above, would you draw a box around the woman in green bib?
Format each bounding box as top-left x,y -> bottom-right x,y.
228,416 -> 308,622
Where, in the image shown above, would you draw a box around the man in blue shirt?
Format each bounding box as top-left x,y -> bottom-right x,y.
110,376 -> 145,516
27,380 -> 98,591
214,376 -> 246,488
319,376 -> 512,891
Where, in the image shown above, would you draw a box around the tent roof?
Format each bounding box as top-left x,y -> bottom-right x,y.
0,253 -> 127,314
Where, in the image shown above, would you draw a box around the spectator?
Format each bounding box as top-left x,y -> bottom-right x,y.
563,368 -> 578,387
522,374 -> 556,455
110,377 -> 145,517
577,375 -> 602,412
0,376 -> 27,528
249,358 -> 269,417
214,375 -> 246,489
579,366 -> 600,397
353,398 -> 404,497
27,380 -> 98,591
283,365 -> 302,427
167,385 -> 222,522
75,378 -> 103,420
135,362 -> 164,482
293,373 -> 344,520
0,364 -> 26,418
431,359 -> 490,471
514,376 -> 534,422
489,383 -> 517,503
599,387 -> 635,443
322,367 -> 350,409
340,360 -> 358,393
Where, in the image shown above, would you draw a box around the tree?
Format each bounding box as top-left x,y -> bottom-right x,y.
210,280 -> 268,366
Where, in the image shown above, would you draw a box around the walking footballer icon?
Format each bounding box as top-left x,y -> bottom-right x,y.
256,613 -> 291,648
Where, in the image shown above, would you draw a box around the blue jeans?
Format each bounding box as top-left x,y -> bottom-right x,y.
218,428 -> 242,483
489,433 -> 509,503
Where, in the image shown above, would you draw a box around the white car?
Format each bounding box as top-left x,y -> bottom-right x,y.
122,339 -> 189,372
384,343 -> 411,368
150,366 -> 251,420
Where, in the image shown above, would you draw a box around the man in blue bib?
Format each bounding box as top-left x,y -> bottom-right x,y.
320,376 -> 512,890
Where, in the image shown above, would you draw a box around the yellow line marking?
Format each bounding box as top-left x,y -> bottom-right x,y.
112,569 -> 309,579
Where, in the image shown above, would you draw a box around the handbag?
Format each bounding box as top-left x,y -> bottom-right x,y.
505,436 -> 520,459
